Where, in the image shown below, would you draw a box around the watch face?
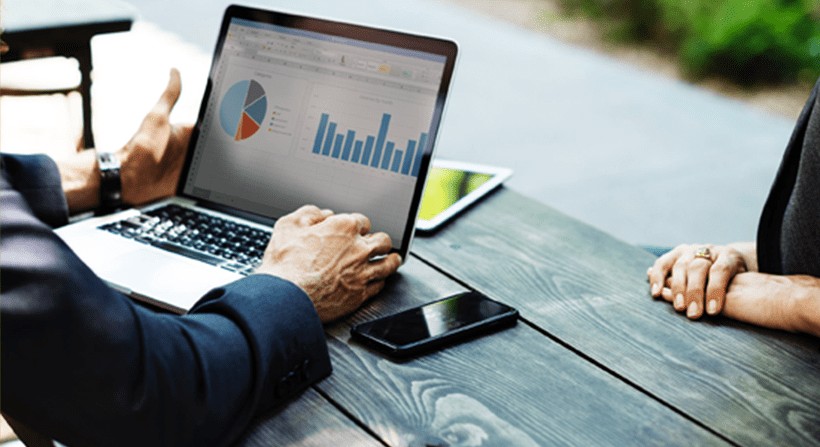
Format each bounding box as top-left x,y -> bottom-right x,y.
98,151 -> 121,171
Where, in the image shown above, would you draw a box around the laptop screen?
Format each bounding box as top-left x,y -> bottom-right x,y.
182,8 -> 456,254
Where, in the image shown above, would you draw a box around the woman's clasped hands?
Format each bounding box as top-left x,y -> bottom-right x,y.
647,243 -> 755,319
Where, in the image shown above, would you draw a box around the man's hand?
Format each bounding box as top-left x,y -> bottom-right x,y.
119,68 -> 192,206
255,205 -> 402,323
57,69 -> 192,214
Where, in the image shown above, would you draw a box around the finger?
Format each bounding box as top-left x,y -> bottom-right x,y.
670,257 -> 688,312
300,207 -> 333,226
649,245 -> 683,298
152,68 -> 183,117
284,205 -> 325,226
322,213 -> 367,234
661,287 -> 674,302
704,258 -> 734,315
365,232 -> 393,257
135,69 -> 182,137
684,258 -> 711,319
364,254 -> 401,283
647,265 -> 665,299
349,212 -> 371,235
294,204 -> 322,215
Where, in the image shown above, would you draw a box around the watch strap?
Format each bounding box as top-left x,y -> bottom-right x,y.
97,151 -> 122,215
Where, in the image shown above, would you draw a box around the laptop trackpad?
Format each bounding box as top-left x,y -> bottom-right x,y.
96,247 -> 241,312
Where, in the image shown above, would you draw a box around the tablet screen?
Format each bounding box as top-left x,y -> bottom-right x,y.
416,161 -> 512,231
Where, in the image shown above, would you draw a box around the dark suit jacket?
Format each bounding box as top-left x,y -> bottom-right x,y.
0,153 -> 332,446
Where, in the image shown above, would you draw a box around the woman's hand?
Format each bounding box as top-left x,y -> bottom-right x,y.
647,243 -> 755,319
724,272 -> 820,337
648,244 -> 820,338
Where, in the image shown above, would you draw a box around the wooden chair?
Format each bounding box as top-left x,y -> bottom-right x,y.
1,0 -> 134,148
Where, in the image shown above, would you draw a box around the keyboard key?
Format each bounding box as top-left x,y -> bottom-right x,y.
99,205 -> 271,269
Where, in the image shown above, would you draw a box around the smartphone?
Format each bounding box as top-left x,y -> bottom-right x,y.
350,291 -> 518,358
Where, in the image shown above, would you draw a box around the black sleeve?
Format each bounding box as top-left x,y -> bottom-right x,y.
0,153 -> 69,227
756,79 -> 820,274
1,153 -> 332,447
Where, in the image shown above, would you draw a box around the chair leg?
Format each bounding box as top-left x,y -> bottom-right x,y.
71,43 -> 95,149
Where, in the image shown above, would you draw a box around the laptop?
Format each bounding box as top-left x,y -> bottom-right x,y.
56,5 -> 458,313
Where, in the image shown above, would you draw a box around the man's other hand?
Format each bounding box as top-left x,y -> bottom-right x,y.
255,205 -> 402,323
119,68 -> 192,205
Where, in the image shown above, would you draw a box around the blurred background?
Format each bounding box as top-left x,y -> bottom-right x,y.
451,0 -> 819,115
1,0 -> 818,250
2,1 -> 817,442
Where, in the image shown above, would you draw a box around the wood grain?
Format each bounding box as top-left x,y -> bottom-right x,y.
412,187 -> 820,446
315,257 -> 726,446
237,388 -> 381,447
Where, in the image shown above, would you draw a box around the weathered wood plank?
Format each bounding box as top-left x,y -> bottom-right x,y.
412,187 -> 820,446
317,257 -> 726,446
237,388 -> 381,447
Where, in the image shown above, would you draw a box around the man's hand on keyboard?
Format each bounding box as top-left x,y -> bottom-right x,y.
255,205 -> 402,323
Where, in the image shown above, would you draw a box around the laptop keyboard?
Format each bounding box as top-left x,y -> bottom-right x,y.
98,204 -> 270,275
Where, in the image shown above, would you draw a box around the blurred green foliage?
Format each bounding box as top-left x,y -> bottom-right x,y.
562,0 -> 820,84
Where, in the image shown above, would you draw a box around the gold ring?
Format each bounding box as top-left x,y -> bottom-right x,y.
694,246 -> 712,261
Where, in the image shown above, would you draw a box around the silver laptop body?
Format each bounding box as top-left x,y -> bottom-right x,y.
56,6 -> 458,313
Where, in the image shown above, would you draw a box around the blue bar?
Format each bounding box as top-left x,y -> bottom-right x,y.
362,136 -> 375,165
352,140 -> 363,163
322,122 -> 337,156
401,140 -> 416,175
391,150 -> 403,172
342,130 -> 355,161
411,132 -> 428,177
332,134 -> 343,158
371,113 -> 391,167
381,141 -> 395,170
313,114 -> 329,154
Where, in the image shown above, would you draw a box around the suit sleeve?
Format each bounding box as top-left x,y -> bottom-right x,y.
0,153 -> 332,447
0,153 -> 69,227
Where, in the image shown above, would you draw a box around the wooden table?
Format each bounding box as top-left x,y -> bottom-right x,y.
1,0 -> 135,149
236,187 -> 819,446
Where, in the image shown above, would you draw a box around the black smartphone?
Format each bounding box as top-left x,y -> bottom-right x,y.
350,291 -> 518,358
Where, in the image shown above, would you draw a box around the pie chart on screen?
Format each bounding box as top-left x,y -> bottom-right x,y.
219,79 -> 267,141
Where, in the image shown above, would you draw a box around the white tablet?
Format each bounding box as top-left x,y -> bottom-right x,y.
416,160 -> 513,232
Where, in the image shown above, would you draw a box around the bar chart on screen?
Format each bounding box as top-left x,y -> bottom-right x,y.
310,111 -> 428,177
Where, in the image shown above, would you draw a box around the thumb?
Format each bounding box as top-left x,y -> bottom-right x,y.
150,68 -> 183,118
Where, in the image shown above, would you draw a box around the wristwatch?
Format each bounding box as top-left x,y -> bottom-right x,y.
97,150 -> 123,215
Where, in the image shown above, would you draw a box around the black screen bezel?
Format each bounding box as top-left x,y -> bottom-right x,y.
177,4 -> 459,259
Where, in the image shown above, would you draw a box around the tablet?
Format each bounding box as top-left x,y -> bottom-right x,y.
416,160 -> 512,232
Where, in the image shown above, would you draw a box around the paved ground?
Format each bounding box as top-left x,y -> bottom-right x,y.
121,0 -> 800,247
